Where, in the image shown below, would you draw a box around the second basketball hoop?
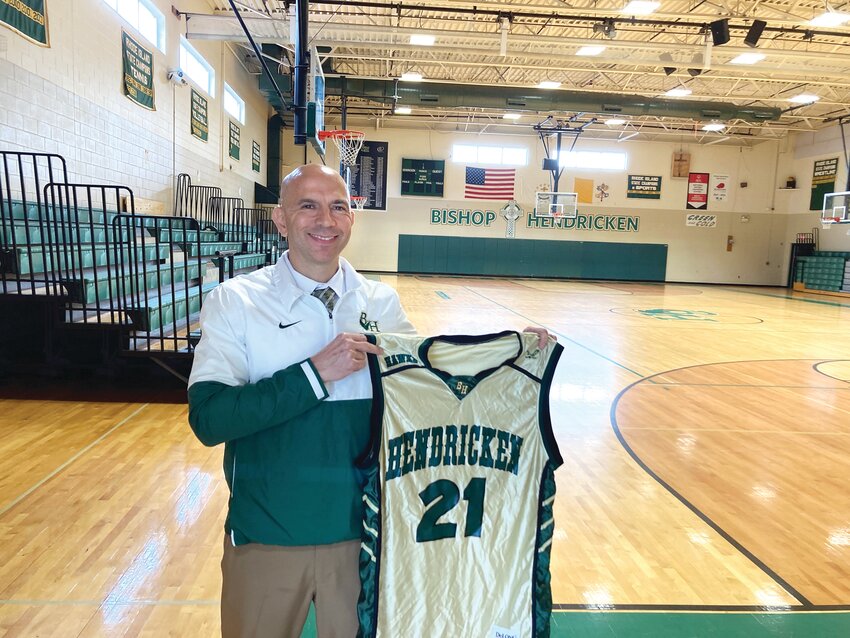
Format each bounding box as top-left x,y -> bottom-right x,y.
318,129 -> 366,167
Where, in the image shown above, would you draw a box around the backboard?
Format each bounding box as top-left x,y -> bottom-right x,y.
307,45 -> 325,157
822,191 -> 850,223
535,191 -> 578,218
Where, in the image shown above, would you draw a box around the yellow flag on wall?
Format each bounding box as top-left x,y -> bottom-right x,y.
574,177 -> 594,204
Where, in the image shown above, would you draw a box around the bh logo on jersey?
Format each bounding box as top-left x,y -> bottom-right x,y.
359,312 -> 380,331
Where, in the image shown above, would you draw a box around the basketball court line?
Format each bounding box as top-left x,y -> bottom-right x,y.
461,285 -> 647,379
0,403 -> 150,519
610,378 -> 813,608
725,287 -> 850,309
609,359 -> 850,610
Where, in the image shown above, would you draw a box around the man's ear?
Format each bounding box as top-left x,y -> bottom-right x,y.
272,205 -> 288,237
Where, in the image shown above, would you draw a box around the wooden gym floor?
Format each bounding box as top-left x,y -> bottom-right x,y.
0,276 -> 848,637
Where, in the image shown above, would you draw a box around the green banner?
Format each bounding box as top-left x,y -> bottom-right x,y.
121,30 -> 155,111
810,157 -> 838,211
190,89 -> 208,142
252,141 -> 261,173
627,175 -> 661,199
228,121 -> 240,160
0,0 -> 48,46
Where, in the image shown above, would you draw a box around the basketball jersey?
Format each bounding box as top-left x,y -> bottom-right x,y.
357,331 -> 564,638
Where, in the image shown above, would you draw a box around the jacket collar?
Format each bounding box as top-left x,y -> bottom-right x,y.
274,252 -> 365,312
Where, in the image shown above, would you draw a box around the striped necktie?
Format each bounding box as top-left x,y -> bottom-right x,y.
312,286 -> 339,318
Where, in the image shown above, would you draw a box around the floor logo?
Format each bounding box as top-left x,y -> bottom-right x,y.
637,308 -> 718,321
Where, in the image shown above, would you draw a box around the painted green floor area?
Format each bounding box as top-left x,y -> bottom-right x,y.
300,609 -> 850,637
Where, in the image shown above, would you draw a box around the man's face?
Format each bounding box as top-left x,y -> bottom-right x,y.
273,166 -> 354,281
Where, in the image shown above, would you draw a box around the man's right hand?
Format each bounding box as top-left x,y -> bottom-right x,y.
311,333 -> 384,383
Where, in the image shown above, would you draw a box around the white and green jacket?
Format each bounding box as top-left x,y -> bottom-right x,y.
188,255 -> 415,546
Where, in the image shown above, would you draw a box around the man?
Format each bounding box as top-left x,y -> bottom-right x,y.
188,164 -> 550,637
188,164 -> 415,637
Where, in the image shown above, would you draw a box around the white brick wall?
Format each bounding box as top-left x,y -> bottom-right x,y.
0,0 -> 272,211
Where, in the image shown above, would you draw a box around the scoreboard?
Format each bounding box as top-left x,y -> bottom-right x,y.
401,159 -> 445,197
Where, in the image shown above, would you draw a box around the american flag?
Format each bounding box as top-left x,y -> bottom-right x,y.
464,167 -> 516,200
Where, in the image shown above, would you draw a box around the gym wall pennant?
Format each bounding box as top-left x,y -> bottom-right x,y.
0,0 -> 49,46
686,172 -> 709,210
121,30 -> 155,111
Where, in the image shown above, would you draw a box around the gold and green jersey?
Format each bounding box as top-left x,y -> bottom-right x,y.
357,331 -> 563,638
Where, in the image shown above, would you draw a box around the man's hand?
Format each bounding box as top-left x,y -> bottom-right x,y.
522,326 -> 554,349
311,333 -> 383,383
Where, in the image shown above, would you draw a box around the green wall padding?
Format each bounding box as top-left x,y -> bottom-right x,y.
397,235 -> 668,281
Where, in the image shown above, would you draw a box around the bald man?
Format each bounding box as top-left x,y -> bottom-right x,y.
189,164 -> 416,637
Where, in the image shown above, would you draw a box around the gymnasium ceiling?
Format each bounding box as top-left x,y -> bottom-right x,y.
188,0 -> 850,145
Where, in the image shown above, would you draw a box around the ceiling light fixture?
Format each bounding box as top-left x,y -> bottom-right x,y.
410,34 -> 435,46
788,93 -> 819,104
577,45 -> 606,56
731,52 -> 766,64
702,122 -> 726,131
394,106 -> 412,114
606,118 -> 626,126
400,72 -> 423,82
537,81 -> 561,89
503,113 -> 522,120
621,1 -> 660,15
665,87 -> 692,97
809,7 -> 850,27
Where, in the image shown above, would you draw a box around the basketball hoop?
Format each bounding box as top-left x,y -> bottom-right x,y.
821,216 -> 841,230
318,130 -> 365,166
351,196 -> 367,211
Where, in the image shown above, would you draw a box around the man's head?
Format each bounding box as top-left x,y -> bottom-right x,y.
273,164 -> 354,283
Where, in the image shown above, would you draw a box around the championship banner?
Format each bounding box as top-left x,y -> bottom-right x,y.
711,174 -> 729,201
252,141 -> 261,173
190,89 -> 208,142
228,121 -> 240,160
0,0 -> 48,46
810,157 -> 838,211
686,172 -> 709,210
121,30 -> 155,111
627,175 -> 661,199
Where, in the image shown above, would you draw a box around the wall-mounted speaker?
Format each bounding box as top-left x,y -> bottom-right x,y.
745,20 -> 767,47
710,19 -> 730,46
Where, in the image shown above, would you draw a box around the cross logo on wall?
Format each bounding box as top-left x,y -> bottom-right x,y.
501,200 -> 523,238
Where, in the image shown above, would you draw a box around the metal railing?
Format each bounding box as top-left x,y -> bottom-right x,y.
113,213 -> 207,354
174,173 -> 222,220
1,151 -> 69,295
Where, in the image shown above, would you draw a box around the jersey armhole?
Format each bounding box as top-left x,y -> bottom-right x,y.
538,342 -> 564,468
356,334 -> 385,469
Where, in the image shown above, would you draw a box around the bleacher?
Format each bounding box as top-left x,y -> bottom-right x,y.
793,251 -> 850,294
0,150 -> 283,378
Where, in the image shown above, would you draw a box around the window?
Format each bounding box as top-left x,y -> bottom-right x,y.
451,144 -> 528,166
559,150 -> 627,171
103,0 -> 165,51
180,37 -> 215,96
224,84 -> 246,125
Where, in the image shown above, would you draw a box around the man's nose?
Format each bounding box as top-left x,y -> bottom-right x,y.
313,204 -> 335,224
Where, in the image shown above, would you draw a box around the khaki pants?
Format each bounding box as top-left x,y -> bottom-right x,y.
221,537 -> 360,638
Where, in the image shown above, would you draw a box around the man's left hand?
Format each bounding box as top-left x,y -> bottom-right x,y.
522,326 -> 553,349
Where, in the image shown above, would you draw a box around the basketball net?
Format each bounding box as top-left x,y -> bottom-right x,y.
318,130 -> 365,167
351,196 -> 367,211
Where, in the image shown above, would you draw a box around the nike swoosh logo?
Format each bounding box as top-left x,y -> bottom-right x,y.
279,321 -> 302,329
